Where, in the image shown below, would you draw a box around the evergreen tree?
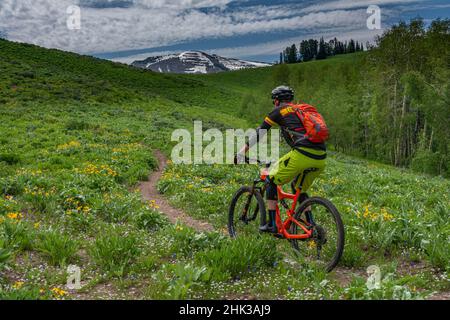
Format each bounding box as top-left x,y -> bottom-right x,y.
288,44 -> 298,63
308,39 -> 318,60
283,48 -> 289,64
348,39 -> 356,53
316,37 -> 327,60
299,40 -> 309,61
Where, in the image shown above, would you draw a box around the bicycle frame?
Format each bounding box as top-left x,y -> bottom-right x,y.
257,169 -> 313,240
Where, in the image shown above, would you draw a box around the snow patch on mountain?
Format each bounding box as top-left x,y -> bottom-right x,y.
131,51 -> 271,74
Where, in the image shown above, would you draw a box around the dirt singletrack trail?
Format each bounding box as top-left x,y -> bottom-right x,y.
139,150 -> 214,233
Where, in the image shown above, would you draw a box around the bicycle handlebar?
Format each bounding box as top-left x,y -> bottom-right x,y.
244,157 -> 272,168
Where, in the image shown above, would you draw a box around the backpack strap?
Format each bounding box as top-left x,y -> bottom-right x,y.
288,103 -> 308,124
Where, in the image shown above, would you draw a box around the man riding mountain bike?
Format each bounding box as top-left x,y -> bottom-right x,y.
235,86 -> 328,234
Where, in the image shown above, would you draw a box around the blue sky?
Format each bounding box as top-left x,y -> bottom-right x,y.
1,0 -> 449,63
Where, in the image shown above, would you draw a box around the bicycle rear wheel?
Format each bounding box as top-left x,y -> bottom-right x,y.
290,197 -> 344,272
228,186 -> 266,238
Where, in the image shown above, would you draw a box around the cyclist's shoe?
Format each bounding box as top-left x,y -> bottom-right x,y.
259,224 -> 278,234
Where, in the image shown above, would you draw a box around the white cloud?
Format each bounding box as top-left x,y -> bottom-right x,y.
0,0 -> 426,58
0,0 -> 371,54
112,26 -> 384,64
134,0 -> 234,9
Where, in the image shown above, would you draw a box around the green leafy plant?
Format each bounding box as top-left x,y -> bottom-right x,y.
166,263 -> 210,299
89,227 -> 140,277
167,224 -> 225,258
196,236 -> 280,282
0,247 -> 11,267
133,208 -> 167,231
36,230 -> 79,266
1,220 -> 34,252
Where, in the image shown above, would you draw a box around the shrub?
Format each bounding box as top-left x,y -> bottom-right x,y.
196,236 -> 280,281
36,230 -> 79,266
424,237 -> 450,271
18,71 -> 36,79
89,227 -> 140,277
411,149 -> 448,177
0,153 -> 20,165
0,220 -> 34,252
65,119 -> 90,131
0,285 -> 47,300
133,209 -> 167,231
0,177 -> 25,196
341,243 -> 367,269
96,198 -> 133,223
167,224 -> 225,258
166,263 -> 210,299
0,247 -> 11,268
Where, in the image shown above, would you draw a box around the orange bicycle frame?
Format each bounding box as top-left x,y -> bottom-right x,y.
259,169 -> 312,240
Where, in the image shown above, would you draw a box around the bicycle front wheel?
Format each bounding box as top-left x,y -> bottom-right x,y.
228,186 -> 266,238
290,197 -> 345,272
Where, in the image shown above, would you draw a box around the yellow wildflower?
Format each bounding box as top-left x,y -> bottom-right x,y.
362,204 -> 371,219
381,208 -> 394,221
13,281 -> 24,289
82,206 -> 91,213
148,200 -> 160,209
7,212 -> 23,220
307,240 -> 317,250
51,287 -> 68,297
78,163 -> 117,177
57,140 -> 81,150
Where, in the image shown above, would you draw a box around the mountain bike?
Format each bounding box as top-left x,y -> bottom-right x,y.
228,158 -> 344,272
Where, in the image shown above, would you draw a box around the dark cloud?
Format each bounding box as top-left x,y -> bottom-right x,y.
78,0 -> 134,8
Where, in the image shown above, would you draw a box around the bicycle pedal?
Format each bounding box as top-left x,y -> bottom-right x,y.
272,233 -> 285,239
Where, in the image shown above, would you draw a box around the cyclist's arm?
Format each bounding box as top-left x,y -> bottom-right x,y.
238,112 -> 279,155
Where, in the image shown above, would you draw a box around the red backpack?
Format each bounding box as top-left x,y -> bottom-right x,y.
289,103 -> 329,143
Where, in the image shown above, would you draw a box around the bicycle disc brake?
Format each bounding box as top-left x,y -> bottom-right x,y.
314,225 -> 327,245
314,225 -> 327,259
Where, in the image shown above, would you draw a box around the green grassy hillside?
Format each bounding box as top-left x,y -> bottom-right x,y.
0,40 -> 448,300
0,39 -> 249,113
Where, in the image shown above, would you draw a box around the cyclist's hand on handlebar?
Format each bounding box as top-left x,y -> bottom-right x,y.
234,155 -> 264,165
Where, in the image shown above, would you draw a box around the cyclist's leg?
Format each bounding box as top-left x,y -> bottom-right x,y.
290,148 -> 326,224
266,150 -> 303,207
269,149 -> 306,186
261,150 -> 300,232
290,148 -> 326,192
294,167 -> 325,192
269,149 -> 326,187
264,149 -> 326,231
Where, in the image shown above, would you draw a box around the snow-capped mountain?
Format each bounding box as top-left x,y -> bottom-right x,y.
131,51 -> 271,74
